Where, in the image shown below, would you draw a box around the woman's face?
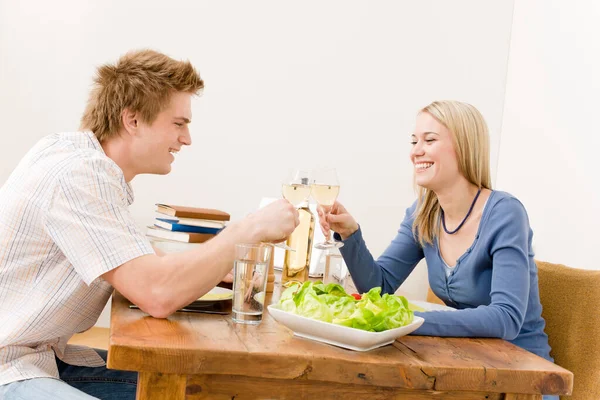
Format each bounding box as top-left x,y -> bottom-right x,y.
409,112 -> 461,191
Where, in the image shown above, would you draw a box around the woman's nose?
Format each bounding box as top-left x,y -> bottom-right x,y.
410,141 -> 424,157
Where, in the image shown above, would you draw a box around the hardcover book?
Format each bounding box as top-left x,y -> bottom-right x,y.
155,204 -> 230,221
154,218 -> 222,235
154,215 -> 226,229
146,226 -> 215,243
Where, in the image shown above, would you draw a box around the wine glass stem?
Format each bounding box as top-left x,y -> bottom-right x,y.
325,209 -> 334,244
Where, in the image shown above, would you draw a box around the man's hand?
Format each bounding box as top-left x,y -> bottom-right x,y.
246,199 -> 299,243
222,269 -> 234,283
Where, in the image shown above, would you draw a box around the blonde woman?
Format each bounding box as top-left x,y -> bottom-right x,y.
319,100 -> 556,400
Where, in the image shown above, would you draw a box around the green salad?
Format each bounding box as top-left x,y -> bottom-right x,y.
277,281 -> 414,332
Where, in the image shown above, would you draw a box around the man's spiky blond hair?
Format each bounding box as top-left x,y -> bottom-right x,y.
80,49 -> 204,142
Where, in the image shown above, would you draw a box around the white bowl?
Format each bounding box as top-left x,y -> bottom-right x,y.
267,305 -> 424,352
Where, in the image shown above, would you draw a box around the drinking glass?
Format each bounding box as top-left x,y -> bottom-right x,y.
232,243 -> 272,325
311,168 -> 343,249
281,169 -> 312,208
323,248 -> 348,287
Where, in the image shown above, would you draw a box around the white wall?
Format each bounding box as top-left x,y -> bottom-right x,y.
0,0 -> 515,327
497,0 -> 599,270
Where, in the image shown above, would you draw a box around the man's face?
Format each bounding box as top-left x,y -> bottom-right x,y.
134,91 -> 193,175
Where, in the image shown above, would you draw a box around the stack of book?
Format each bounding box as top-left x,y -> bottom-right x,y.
146,204 -> 230,244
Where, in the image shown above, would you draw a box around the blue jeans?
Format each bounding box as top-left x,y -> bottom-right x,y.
0,349 -> 137,400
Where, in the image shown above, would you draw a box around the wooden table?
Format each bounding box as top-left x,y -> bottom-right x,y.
108,284 -> 573,400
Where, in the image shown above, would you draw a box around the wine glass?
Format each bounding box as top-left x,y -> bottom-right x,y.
311,168 -> 343,249
273,169 -> 312,251
281,169 -> 312,208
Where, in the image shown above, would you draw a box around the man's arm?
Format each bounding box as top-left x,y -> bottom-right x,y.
102,199 -> 298,318
152,245 -> 166,256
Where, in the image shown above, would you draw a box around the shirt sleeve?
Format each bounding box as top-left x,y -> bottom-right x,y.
44,156 -> 154,285
336,201 -> 424,294
412,197 -> 531,340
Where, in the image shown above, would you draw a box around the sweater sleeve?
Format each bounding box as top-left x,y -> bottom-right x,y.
336,202 -> 424,294
412,197 -> 531,340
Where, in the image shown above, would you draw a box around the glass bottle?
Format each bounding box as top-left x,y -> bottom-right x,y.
281,200 -> 315,285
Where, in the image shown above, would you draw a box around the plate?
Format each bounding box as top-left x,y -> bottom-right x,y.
409,300 -> 456,312
253,291 -> 265,304
267,305 -> 424,352
197,286 -> 233,302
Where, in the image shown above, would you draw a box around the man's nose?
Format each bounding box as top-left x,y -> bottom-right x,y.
179,128 -> 192,146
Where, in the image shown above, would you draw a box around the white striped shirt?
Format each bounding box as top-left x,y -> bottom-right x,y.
0,131 -> 154,386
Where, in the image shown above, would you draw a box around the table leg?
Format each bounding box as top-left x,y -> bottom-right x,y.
136,371 -> 186,400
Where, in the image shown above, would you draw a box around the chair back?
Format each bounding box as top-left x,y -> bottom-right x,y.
426,287 -> 446,305
536,260 -> 600,400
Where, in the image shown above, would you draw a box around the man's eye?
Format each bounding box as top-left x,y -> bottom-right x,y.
175,123 -> 183,127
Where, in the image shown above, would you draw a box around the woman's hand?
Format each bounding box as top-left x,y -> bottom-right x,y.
317,201 -> 359,241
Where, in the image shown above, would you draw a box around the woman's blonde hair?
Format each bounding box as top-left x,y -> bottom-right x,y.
80,49 -> 204,142
412,100 -> 492,246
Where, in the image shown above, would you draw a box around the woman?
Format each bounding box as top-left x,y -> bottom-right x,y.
319,100 -> 556,399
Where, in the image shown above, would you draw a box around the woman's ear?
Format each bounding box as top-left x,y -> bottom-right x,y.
121,108 -> 139,135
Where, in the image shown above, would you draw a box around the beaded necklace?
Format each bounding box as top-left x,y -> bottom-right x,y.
441,189 -> 482,235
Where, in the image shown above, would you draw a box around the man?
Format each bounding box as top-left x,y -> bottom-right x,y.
0,49 -> 299,399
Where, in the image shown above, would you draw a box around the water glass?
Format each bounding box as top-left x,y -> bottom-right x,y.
232,243 -> 272,325
323,249 -> 348,288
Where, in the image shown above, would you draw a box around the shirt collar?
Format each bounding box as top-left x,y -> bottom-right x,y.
84,131 -> 135,206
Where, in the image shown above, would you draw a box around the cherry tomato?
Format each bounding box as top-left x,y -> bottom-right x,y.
351,293 -> 361,301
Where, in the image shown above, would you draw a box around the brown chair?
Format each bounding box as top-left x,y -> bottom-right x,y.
426,287 -> 445,305
536,260 -> 600,400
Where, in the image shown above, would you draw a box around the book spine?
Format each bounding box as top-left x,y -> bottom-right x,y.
147,227 -> 215,244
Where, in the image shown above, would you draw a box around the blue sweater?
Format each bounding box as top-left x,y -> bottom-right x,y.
336,191 -> 553,361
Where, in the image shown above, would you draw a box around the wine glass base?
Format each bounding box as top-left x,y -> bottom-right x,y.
314,241 -> 344,250
273,243 -> 296,252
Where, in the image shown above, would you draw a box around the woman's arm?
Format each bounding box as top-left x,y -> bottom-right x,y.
337,202 -> 424,294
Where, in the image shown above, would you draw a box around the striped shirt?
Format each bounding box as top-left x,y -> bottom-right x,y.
0,131 -> 154,386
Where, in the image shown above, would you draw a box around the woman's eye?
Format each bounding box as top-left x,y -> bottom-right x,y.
425,139 -> 435,143
175,123 -> 183,127
410,141 -> 417,145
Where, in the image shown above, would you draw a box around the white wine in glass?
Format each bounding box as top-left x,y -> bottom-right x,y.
310,184 -> 340,207
311,168 -> 343,249
281,183 -> 311,208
